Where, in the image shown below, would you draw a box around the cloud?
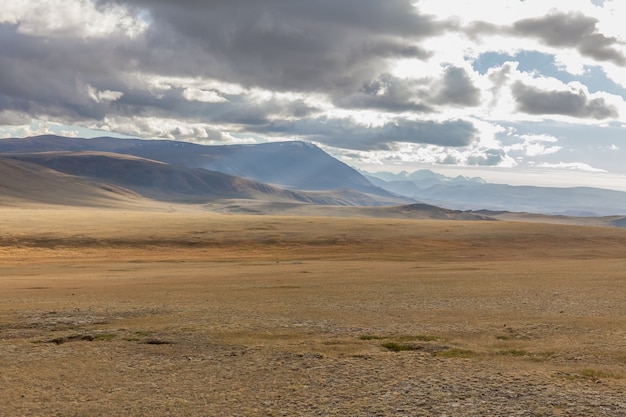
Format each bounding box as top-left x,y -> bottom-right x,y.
0,23 -> 140,123
0,1 -> 460,137
333,66 -> 480,112
465,149 -> 507,166
1,0 -> 625,181
257,117 -> 479,151
0,0 -> 146,38
512,12 -> 626,66
511,81 -> 618,119
505,133 -> 562,157
538,162 -> 607,173
433,66 -> 481,106
333,73 -> 434,113
87,86 -> 124,104
97,0 -> 449,93
182,88 -> 228,104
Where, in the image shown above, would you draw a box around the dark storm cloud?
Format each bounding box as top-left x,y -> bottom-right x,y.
512,82 -> 618,119
0,20 -> 322,128
433,66 -> 481,106
512,12 -> 626,66
0,23 -> 141,124
257,117 -> 479,151
0,0 -> 461,146
112,85 -> 321,126
482,12 -> 626,66
469,12 -> 626,66
333,67 -> 480,112
100,0 -> 448,93
333,74 -> 435,113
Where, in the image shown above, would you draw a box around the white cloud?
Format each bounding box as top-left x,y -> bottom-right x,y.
538,162 -> 607,172
419,0 -> 600,26
0,120 -> 80,138
0,0 -> 147,38
87,85 -> 124,103
504,133 -> 562,157
520,134 -> 559,143
595,0 -> 626,41
331,140 -> 517,169
182,88 -> 228,103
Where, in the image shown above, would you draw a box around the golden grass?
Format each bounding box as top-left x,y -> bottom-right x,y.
1,206 -> 625,415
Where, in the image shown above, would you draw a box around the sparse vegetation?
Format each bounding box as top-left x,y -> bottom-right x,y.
361,334 -> 437,342
1,208 -> 625,415
93,333 -> 117,341
497,349 -> 530,357
556,369 -> 623,382
531,351 -> 557,362
434,349 -> 477,358
381,342 -> 414,352
359,335 -> 387,340
397,335 -> 438,342
578,369 -> 622,380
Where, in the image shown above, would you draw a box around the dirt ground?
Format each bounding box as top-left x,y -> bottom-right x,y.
1,207 -> 625,416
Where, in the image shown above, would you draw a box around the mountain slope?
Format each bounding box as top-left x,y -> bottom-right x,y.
0,157 -> 140,207
6,152 -> 406,206
0,136 -> 393,196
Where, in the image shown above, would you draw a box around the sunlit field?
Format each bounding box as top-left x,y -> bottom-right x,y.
1,207 -> 625,416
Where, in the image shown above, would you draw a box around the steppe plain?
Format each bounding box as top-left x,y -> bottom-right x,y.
1,204 -> 625,416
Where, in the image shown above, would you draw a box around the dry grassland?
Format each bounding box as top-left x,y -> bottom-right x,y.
1,206 -> 625,416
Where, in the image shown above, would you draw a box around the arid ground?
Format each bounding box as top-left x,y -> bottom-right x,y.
1,206 -> 625,416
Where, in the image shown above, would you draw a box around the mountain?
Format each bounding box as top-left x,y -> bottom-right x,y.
414,183 -> 626,217
367,169 -> 485,189
0,156 -> 140,207
7,135 -> 625,217
5,151 -> 406,206
367,170 -> 626,216
0,136 -> 392,196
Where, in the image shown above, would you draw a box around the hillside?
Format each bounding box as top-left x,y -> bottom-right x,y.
0,136 -> 392,196
4,152 -> 407,206
0,157 -> 140,207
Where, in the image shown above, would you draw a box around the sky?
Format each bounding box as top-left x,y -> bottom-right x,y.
1,0 -> 626,190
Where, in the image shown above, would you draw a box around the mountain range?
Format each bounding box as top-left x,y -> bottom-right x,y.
1,135 -> 626,219
0,135 -> 408,207
0,135 -> 384,193
366,170 -> 626,217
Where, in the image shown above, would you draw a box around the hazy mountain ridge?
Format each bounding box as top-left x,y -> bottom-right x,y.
366,169 -> 485,189
5,151 -> 405,206
0,157 -> 141,207
2,135 -> 626,221
367,169 -> 626,216
0,136 -> 392,197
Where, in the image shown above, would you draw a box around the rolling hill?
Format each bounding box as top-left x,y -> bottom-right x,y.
0,136 -> 392,196
0,157 -> 140,207
3,151 -> 408,206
